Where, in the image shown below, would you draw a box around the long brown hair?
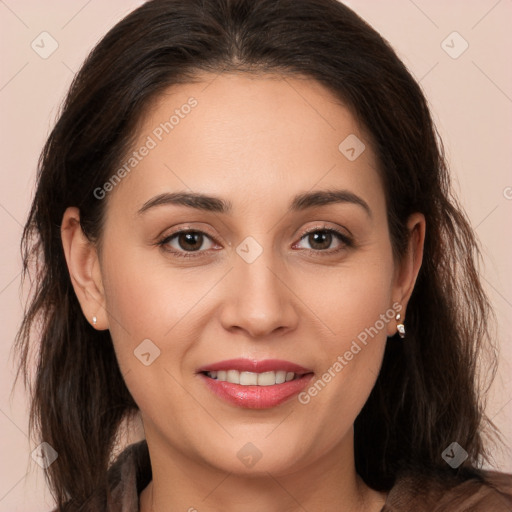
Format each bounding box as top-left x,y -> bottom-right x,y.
14,0 -> 501,508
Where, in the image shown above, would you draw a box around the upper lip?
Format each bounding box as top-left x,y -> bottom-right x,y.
197,358 -> 313,375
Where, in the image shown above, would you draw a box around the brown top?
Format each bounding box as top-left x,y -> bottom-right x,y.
65,440 -> 512,511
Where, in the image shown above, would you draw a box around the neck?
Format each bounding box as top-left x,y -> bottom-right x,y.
140,426 -> 386,512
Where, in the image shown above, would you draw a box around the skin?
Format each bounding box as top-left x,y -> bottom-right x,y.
61,73 -> 425,512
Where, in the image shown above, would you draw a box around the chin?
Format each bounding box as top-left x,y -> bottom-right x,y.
193,432 -> 311,477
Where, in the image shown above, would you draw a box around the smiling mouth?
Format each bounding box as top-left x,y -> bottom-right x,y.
202,370 -> 305,386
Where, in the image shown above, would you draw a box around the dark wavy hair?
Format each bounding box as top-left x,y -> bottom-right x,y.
14,0 -> 502,509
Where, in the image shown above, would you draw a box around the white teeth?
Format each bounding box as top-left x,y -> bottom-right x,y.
276,370 -> 286,384
257,371 -> 276,386
239,371 -> 258,385
206,370 -> 298,385
226,369 -> 240,384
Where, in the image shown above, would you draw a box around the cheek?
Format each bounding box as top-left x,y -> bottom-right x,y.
295,246 -> 395,424
100,242 -> 213,339
99,243 -> 230,418
99,256 -> 204,422
98,244 -> 194,379
307,246 -> 395,346
307,275 -> 392,397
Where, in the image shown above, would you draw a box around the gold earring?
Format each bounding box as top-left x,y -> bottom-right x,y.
395,313 -> 405,338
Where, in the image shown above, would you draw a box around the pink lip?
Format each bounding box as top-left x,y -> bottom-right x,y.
197,358 -> 312,375
197,358 -> 314,409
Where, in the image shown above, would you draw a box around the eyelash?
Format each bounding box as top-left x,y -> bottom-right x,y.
157,225 -> 353,259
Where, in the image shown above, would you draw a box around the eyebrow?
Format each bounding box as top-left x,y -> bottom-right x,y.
137,188 -> 372,217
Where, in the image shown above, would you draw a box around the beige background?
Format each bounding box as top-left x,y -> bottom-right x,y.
1,1 -> 511,510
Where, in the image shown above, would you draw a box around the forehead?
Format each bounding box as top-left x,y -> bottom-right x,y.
105,72 -> 384,217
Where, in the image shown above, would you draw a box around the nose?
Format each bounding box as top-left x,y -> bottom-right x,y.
219,250 -> 299,339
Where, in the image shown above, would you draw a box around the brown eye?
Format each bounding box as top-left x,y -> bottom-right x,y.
176,232 -> 205,251
159,229 -> 217,258
306,231 -> 334,250
295,227 -> 352,253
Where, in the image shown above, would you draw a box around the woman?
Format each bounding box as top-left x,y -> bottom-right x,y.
14,0 -> 512,510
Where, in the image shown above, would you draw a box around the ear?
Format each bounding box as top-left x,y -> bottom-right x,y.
387,212 -> 425,336
61,207 -> 109,330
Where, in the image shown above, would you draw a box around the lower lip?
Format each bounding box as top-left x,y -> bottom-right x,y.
200,373 -> 314,409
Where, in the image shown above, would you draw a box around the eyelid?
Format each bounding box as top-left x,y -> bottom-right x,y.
293,224 -> 353,252
156,225 -> 221,258
157,222 -> 353,258
299,222 -> 353,240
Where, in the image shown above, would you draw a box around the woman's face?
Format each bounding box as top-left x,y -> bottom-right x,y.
76,73 -> 422,476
